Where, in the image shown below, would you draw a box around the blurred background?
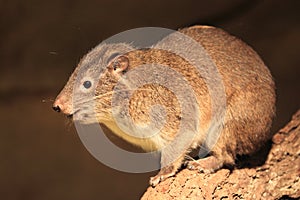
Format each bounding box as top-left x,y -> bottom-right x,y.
0,0 -> 299,199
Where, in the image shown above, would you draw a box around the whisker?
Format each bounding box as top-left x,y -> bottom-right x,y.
98,101 -> 111,107
65,118 -> 74,131
71,88 -> 154,115
41,98 -> 55,103
93,88 -> 152,100
80,98 -> 111,107
93,91 -> 114,99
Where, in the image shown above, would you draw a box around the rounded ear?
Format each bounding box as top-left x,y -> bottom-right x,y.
110,55 -> 129,75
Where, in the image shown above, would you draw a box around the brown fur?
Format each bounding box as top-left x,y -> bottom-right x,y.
53,25 -> 276,186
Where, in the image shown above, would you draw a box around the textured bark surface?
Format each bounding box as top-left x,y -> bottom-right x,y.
141,110 -> 300,200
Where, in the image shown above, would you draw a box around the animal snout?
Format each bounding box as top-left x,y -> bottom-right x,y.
52,105 -> 61,112
52,97 -> 69,114
53,98 -> 63,112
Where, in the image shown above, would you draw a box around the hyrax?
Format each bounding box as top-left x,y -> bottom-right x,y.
53,25 -> 276,186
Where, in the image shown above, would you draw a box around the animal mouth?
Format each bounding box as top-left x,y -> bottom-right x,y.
67,109 -> 80,120
67,114 -> 73,119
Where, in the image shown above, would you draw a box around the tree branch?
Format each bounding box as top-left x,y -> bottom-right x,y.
142,110 -> 300,200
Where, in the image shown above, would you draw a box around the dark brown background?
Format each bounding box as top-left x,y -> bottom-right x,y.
0,0 -> 299,200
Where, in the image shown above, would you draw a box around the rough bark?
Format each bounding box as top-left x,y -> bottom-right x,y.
141,110 -> 300,200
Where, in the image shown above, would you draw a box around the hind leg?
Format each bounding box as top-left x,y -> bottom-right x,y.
186,130 -> 236,173
186,149 -> 235,173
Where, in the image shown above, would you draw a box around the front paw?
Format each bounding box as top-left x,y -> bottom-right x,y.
185,156 -> 222,173
149,174 -> 164,187
185,160 -> 214,173
149,165 -> 176,187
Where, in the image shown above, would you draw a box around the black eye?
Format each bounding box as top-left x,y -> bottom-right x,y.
83,80 -> 92,89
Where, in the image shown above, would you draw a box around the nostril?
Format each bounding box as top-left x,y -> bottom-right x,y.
52,105 -> 61,112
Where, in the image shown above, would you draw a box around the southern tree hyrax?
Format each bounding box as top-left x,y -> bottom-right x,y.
53,26 -> 276,186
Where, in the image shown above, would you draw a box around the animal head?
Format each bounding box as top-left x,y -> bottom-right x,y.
53,43 -> 134,124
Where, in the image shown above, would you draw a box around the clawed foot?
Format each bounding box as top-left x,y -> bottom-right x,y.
185,156 -> 222,173
149,165 -> 176,187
